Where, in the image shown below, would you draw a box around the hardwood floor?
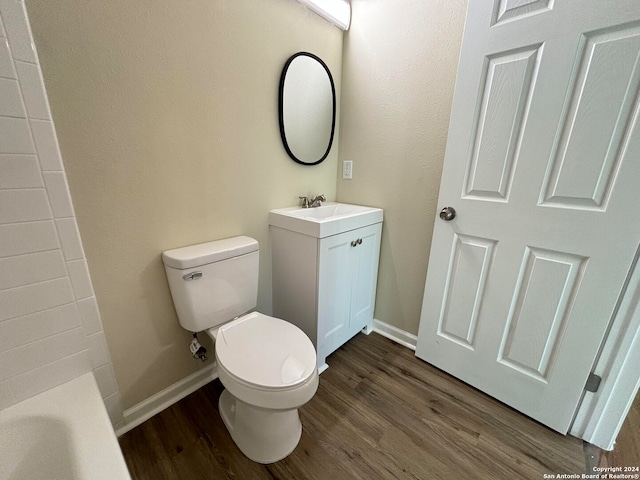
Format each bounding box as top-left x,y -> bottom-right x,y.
119,332 -> 591,479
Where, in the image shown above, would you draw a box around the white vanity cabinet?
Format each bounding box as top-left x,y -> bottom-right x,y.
269,204 -> 383,370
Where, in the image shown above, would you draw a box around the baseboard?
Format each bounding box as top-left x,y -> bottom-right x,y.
115,363 -> 218,437
372,319 -> 417,351
114,323 -> 415,437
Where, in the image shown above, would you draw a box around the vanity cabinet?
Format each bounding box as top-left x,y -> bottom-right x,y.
270,221 -> 382,370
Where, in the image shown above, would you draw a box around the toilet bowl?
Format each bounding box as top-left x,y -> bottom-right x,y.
211,312 -> 318,463
162,236 -> 318,464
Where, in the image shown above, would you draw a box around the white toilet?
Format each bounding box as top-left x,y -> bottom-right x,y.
162,236 -> 319,464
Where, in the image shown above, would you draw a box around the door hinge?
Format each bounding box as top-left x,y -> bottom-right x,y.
584,373 -> 602,393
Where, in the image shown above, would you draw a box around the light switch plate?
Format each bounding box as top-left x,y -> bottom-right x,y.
342,160 -> 353,179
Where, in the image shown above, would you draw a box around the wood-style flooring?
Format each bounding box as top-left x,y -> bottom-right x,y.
119,332 -> 633,479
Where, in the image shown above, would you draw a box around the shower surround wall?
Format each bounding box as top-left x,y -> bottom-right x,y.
0,0 -> 122,425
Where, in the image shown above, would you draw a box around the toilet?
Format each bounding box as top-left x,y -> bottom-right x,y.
162,236 -> 319,464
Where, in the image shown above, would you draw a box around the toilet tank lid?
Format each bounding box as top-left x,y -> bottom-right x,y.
162,236 -> 258,270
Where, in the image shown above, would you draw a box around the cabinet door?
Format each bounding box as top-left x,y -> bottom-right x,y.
317,223 -> 382,362
349,223 -> 382,336
317,230 -> 355,360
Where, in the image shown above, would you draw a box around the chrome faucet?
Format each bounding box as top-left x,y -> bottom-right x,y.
298,194 -> 326,208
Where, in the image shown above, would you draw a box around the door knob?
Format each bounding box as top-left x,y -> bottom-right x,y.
439,206 -> 456,221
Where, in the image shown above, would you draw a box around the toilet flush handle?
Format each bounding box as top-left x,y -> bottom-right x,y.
183,271 -> 203,281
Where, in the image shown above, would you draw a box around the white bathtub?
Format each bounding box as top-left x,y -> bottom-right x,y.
0,373 -> 131,480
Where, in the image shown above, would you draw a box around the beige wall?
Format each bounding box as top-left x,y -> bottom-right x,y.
25,0 -> 468,410
26,0 -> 343,409
337,0 -> 468,334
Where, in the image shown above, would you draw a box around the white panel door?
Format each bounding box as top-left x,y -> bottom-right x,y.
415,0 -> 640,433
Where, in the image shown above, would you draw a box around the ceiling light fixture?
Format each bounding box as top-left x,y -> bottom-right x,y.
296,0 -> 351,31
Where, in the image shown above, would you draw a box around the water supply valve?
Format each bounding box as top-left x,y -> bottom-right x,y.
190,333 -> 207,362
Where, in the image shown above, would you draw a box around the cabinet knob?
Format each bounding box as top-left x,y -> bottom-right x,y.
351,240 -> 358,247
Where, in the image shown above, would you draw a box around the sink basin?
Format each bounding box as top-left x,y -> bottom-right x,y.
269,202 -> 383,238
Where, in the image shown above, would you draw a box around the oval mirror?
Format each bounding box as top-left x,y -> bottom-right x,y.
278,52 -> 336,166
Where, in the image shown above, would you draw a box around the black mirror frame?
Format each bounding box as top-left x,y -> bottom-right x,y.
278,52 -> 337,166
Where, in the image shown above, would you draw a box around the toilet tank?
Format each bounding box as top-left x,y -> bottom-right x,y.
162,236 -> 259,332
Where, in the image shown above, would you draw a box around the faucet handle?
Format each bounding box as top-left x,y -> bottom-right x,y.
309,194 -> 326,207
299,196 -> 311,208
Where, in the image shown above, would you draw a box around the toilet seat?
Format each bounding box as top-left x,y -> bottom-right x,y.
213,312 -> 317,391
